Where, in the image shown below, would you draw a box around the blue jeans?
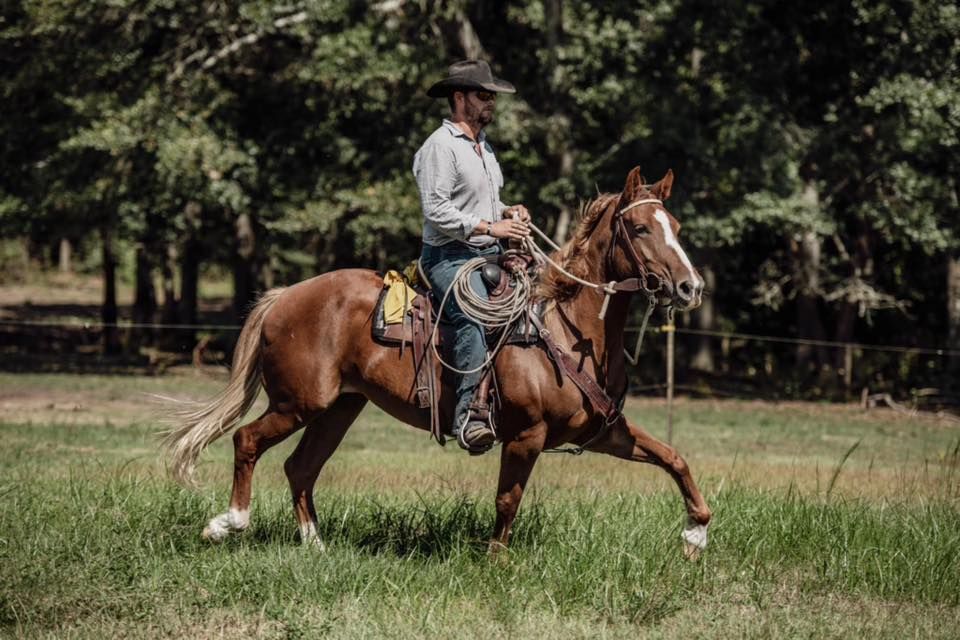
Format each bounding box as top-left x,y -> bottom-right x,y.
420,241 -> 502,433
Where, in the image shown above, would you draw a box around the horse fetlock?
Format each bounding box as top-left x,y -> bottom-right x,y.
299,521 -> 326,551
201,508 -> 249,542
487,539 -> 510,563
681,517 -> 709,558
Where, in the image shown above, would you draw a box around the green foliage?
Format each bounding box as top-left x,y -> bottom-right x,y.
0,0 -> 956,354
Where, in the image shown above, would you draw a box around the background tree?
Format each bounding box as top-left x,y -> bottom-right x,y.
1,0 -> 955,394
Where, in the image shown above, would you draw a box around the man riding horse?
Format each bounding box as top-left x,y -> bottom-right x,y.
414,59 -> 532,454
165,60 -> 713,558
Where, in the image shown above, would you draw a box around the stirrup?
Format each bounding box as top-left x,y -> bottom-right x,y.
457,420 -> 495,455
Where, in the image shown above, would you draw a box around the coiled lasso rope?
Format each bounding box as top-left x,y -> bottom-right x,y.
429,254 -> 534,375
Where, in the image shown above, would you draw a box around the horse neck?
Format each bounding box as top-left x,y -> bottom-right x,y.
554,215 -> 632,376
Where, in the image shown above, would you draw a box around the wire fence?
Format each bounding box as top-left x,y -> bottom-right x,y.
3,317 -> 958,357
2,316 -> 958,416
3,314 -> 959,444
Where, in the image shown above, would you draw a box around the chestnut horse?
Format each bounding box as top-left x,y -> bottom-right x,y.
165,166 -> 712,556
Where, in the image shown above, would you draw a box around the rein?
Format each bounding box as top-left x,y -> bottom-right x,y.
523,197 -> 665,321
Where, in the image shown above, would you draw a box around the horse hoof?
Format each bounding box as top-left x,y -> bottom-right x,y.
682,541 -> 702,561
302,535 -> 327,551
487,540 -> 509,564
202,509 -> 249,542
202,524 -> 228,542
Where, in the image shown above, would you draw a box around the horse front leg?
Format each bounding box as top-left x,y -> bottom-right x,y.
489,424 -> 547,555
591,417 -> 712,559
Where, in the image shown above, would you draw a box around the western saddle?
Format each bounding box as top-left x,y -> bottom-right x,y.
371,252 -> 542,444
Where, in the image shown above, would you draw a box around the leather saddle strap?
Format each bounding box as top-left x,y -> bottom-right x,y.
529,314 -> 621,425
411,300 -> 429,409
413,296 -> 444,444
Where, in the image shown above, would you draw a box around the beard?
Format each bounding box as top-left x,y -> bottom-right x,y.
466,98 -> 494,128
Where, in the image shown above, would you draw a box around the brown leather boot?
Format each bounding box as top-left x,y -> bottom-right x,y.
457,369 -> 496,454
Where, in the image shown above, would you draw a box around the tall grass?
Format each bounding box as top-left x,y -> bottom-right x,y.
1,372 -> 959,638
2,471 -> 958,638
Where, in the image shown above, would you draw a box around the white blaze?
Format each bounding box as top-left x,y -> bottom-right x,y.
654,209 -> 700,287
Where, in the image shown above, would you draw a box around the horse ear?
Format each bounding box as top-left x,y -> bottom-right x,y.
624,166 -> 646,199
651,169 -> 674,201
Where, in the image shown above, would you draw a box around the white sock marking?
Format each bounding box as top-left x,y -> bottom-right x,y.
202,508 -> 249,541
299,521 -> 326,550
681,522 -> 709,550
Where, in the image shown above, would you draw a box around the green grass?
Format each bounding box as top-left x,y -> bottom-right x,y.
1,372 -> 959,638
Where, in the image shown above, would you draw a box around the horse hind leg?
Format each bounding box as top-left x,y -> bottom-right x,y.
202,410 -> 301,541
284,393 -> 367,548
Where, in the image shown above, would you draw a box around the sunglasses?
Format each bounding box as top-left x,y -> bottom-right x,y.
472,90 -> 497,102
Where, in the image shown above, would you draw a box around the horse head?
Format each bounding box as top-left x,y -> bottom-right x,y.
610,167 -> 704,310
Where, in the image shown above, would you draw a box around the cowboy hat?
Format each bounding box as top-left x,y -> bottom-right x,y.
426,59 -> 516,98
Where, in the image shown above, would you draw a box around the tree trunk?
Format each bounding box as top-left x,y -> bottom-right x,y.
833,228 -> 872,372
232,212 -> 258,322
132,242 -> 157,348
792,229 -> 828,370
791,181 -> 829,373
180,240 -> 199,327
691,264 -> 716,372
180,201 -> 202,328
100,226 -> 120,354
545,0 -> 575,246
437,4 -> 489,59
949,253 -> 960,382
314,227 -> 338,275
159,243 -> 181,350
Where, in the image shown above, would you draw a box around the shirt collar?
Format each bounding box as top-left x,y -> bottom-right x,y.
442,118 -> 486,144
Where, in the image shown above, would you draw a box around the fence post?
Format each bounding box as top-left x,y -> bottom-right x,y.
844,344 -> 853,395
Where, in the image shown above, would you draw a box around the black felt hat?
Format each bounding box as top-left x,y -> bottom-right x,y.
426,59 -> 516,98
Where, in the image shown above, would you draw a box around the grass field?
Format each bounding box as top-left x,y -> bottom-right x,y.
1,371 -> 959,639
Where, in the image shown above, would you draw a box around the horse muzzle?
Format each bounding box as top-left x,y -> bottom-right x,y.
673,277 -> 703,310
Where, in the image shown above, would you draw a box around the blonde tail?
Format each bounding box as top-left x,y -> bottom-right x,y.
163,288 -> 286,485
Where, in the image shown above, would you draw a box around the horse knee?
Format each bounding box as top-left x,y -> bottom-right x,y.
666,451 -> 689,477
233,426 -> 258,463
495,493 -> 519,519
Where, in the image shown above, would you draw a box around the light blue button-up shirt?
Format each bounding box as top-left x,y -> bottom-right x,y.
413,119 -> 507,247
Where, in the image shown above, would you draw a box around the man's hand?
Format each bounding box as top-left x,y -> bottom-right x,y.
488,217 -> 530,240
503,204 -> 531,223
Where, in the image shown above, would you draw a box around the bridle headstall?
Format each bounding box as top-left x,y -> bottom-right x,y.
597,196 -> 665,320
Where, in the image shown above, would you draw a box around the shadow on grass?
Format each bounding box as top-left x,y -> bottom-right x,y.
230,495 -> 553,559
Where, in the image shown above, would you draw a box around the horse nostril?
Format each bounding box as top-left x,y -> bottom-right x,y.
677,280 -> 694,301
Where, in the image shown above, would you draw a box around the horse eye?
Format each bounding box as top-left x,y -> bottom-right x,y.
634,224 -> 650,236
